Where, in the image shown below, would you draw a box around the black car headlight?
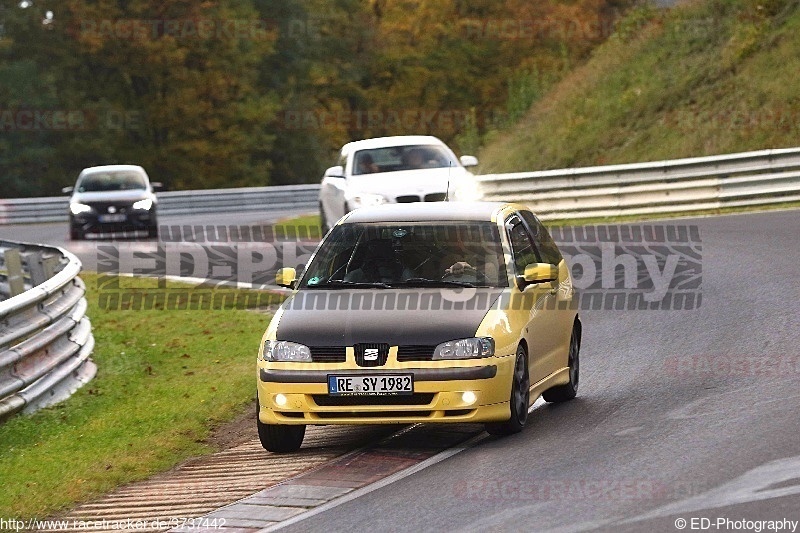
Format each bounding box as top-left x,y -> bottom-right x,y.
432,337 -> 495,360
262,340 -> 312,362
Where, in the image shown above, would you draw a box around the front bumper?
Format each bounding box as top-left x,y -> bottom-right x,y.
257,354 -> 515,425
71,211 -> 156,236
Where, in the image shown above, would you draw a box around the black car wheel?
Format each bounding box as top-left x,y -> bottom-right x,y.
543,324 -> 580,403
320,203 -> 329,235
486,345 -> 530,436
256,397 -> 305,452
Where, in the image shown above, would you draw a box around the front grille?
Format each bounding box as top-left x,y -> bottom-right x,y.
87,201 -> 134,214
354,343 -> 389,367
310,346 -> 347,363
312,393 -> 434,406
424,193 -> 447,202
316,410 -> 432,419
397,345 -> 436,362
396,195 -> 421,203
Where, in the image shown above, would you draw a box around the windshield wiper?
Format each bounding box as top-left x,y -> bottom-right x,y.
309,280 -> 392,289
395,277 -> 479,288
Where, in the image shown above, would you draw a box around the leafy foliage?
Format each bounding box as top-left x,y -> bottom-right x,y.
0,0 -> 631,196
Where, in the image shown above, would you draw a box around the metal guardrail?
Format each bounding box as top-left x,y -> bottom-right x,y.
477,147 -> 800,220
1,148 -> 800,226
0,184 -> 321,225
0,240 -> 95,421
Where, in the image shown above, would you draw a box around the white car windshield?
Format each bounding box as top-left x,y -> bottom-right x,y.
77,171 -> 146,192
352,145 -> 456,175
300,222 -> 508,288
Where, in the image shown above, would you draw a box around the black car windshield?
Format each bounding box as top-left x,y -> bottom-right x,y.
299,222 -> 508,288
352,145 -> 456,175
77,171 -> 147,192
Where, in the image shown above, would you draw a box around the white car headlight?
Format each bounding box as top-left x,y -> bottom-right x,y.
263,340 -> 312,362
132,198 -> 153,210
70,203 -> 93,215
452,179 -> 482,202
348,193 -> 387,210
433,337 -> 495,360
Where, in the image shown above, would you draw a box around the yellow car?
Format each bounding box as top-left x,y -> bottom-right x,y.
257,202 -> 581,452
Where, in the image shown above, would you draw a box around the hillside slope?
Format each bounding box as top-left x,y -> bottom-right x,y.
478,0 -> 800,172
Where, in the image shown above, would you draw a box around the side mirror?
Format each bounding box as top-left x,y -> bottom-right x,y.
460,155 -> 479,168
150,182 -> 165,192
523,263 -> 558,284
276,267 -> 297,289
324,165 -> 345,178
62,186 -> 74,194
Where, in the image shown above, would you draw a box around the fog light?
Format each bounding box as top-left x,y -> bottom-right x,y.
461,391 -> 477,405
275,393 -> 288,407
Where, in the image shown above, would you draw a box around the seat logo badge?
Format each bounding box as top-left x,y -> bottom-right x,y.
364,348 -> 379,361
108,206 -> 117,213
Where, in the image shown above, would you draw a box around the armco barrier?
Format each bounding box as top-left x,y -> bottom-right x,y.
0,240 -> 95,421
476,147 -> 800,220
0,183 -> 321,225
1,148 -> 800,225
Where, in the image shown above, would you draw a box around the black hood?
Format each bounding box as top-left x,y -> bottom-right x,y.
276,288 -> 504,346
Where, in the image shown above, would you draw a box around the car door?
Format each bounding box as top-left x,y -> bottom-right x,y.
504,214 -> 561,384
519,210 -> 575,373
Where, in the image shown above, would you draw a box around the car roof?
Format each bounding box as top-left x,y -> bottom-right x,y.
80,165 -> 147,175
343,202 -> 521,223
342,136 -> 447,153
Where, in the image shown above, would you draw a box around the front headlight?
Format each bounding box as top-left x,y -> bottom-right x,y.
348,193 -> 387,209
262,340 -> 312,362
452,178 -> 482,202
70,203 -> 92,215
433,337 -> 495,360
132,198 -> 153,210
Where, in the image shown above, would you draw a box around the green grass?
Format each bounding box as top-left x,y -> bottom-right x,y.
478,0 -> 800,172
274,213 -> 321,235
0,274 -> 283,520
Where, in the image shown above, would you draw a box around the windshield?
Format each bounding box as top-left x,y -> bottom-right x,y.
77,171 -> 147,192
299,222 -> 508,288
352,145 -> 456,175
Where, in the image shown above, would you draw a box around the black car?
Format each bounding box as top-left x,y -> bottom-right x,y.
63,165 -> 162,240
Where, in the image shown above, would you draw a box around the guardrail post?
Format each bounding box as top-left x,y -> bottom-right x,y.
28,252 -> 60,287
3,249 -> 25,297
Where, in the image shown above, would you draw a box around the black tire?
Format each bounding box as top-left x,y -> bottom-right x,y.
70,227 -> 83,241
543,325 -> 580,403
319,204 -> 329,235
147,224 -> 158,239
486,345 -> 530,436
256,399 -> 305,452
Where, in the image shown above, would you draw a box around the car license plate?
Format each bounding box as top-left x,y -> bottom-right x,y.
99,214 -> 127,223
327,374 -> 413,396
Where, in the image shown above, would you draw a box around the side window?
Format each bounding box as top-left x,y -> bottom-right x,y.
520,210 -> 562,265
506,217 -> 541,276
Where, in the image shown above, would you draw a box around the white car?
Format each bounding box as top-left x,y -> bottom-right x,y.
318,135 -> 480,232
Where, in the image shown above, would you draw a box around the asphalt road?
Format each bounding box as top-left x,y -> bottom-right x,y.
4,208 -> 799,532
272,209 -> 800,532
